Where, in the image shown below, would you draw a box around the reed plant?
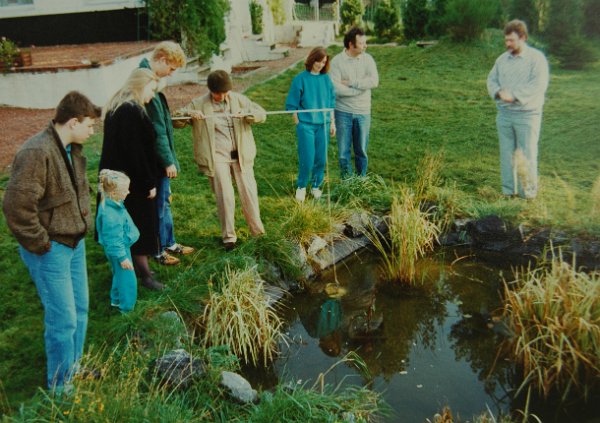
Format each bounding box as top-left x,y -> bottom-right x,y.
503,251 -> 600,400
281,200 -> 348,247
202,265 -> 285,366
591,175 -> 600,218
413,151 -> 444,203
366,187 -> 441,285
330,173 -> 392,212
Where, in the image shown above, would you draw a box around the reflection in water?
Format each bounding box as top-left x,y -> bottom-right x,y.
244,248 -> 599,423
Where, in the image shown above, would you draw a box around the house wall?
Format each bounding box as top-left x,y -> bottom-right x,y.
0,1 -> 147,46
0,52 -> 152,108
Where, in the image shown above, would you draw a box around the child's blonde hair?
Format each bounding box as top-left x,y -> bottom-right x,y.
98,169 -> 130,202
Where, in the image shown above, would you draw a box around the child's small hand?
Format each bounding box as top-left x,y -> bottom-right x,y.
120,258 -> 134,270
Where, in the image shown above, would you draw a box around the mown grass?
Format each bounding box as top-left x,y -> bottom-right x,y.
0,29 -> 599,419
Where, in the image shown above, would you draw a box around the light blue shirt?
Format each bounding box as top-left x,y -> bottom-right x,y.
487,44 -> 549,113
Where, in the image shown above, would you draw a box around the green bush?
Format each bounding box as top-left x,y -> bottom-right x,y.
401,0 -> 429,40
340,0 -> 365,33
250,0 -> 263,34
374,0 -> 402,42
0,36 -> 19,72
443,0 -> 500,41
145,0 -> 229,61
426,0 -> 448,37
545,0 -> 597,69
508,0 -> 539,34
583,0 -> 600,37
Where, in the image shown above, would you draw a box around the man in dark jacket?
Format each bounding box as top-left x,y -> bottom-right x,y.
2,91 -> 101,393
139,41 -> 194,265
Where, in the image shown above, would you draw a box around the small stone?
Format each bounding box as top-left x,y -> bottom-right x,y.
220,371 -> 258,404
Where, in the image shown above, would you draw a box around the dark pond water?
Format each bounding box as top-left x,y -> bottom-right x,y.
245,248 -> 600,423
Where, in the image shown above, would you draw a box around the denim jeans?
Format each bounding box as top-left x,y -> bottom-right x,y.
156,176 -> 176,251
496,110 -> 542,198
334,110 -> 371,178
296,121 -> 329,189
19,240 -> 89,390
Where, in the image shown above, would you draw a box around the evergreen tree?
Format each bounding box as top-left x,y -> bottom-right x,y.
401,0 -> 429,40
583,0 -> 600,37
545,0 -> 596,69
426,0 -> 448,37
508,0 -> 539,34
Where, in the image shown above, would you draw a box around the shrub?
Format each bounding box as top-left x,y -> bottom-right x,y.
250,0 -> 264,34
583,0 -> 600,37
443,0 -> 500,41
374,0 -> 402,42
508,0 -> 539,34
340,0 -> 365,33
202,266 -> 285,366
545,0 -> 597,69
0,36 -> 19,72
268,0 -> 287,25
401,0 -> 429,40
426,0 -> 448,37
145,0 -> 229,61
503,252 -> 600,399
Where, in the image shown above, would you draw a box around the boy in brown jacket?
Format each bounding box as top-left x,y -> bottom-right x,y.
3,91 -> 101,393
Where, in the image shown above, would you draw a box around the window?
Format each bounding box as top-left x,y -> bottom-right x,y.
0,0 -> 33,6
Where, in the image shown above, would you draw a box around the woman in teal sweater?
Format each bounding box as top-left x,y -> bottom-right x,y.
285,47 -> 336,202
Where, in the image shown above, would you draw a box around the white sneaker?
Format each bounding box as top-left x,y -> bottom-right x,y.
311,188 -> 322,200
295,187 -> 306,203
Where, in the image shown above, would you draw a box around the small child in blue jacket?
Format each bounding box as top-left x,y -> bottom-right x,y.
96,169 -> 140,312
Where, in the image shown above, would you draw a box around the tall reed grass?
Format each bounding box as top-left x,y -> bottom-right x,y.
366,188 -> 441,285
503,251 -> 600,400
202,266 -> 285,367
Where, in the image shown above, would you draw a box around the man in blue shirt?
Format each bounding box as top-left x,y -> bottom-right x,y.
487,19 -> 549,199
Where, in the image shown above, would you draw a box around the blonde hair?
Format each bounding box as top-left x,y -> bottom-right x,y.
98,169 -> 130,202
152,41 -> 186,68
104,68 -> 159,117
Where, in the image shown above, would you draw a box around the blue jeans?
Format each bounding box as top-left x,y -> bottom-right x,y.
496,111 -> 542,198
19,240 -> 89,390
107,249 -> 137,312
296,121 -> 329,189
156,176 -> 176,251
335,110 -> 371,178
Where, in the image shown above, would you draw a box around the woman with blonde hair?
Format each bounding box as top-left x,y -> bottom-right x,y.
98,68 -> 164,291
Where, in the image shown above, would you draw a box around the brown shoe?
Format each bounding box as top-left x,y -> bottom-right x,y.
224,242 -> 236,252
156,252 -> 180,265
166,243 -> 195,255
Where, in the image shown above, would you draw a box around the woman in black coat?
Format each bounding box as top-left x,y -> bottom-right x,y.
99,68 -> 164,290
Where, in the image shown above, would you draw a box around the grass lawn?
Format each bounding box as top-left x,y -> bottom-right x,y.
0,29 -> 598,419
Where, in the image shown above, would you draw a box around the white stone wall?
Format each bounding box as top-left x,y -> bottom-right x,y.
0,52 -> 152,109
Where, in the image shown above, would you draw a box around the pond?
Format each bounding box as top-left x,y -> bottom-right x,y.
245,248 -> 600,422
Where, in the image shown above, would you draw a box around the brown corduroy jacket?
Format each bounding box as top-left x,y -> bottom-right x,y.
3,122 -> 92,254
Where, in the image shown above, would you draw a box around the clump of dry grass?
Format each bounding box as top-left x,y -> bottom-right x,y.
414,151 -> 444,202
202,266 -> 285,366
503,252 -> 600,400
591,175 -> 600,218
366,187 -> 441,285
